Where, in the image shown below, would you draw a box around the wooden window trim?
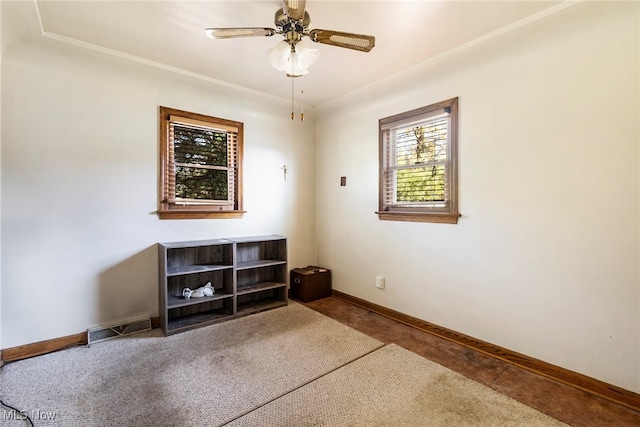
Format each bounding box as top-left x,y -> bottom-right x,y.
376,211 -> 461,224
157,210 -> 246,220
158,106 -> 245,219
377,97 -> 460,224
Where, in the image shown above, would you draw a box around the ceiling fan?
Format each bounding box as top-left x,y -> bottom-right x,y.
205,0 -> 376,77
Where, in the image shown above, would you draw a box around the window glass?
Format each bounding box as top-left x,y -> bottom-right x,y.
378,98 -> 460,224
158,107 -> 244,219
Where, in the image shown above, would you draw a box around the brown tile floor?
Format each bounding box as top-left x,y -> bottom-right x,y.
302,296 -> 640,427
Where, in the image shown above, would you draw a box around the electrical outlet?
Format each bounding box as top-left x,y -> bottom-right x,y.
376,276 -> 385,289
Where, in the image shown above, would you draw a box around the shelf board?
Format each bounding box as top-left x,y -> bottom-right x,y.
167,264 -> 233,276
236,259 -> 286,270
236,282 -> 287,296
160,239 -> 232,249
167,293 -> 233,309
167,310 -> 233,334
228,235 -> 285,243
236,299 -> 287,317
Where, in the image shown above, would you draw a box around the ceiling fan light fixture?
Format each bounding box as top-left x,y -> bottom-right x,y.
287,50 -> 309,77
268,38 -> 319,77
295,39 -> 319,68
268,41 -> 292,71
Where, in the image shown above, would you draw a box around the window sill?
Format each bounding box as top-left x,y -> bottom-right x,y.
376,211 -> 461,224
158,210 -> 246,220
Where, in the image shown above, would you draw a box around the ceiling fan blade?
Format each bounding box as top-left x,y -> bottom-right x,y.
308,29 -> 375,52
205,27 -> 277,39
283,0 -> 307,21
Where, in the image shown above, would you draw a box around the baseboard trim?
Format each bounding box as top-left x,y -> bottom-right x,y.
1,332 -> 87,363
151,316 -> 161,330
331,290 -> 640,412
1,316 -> 161,364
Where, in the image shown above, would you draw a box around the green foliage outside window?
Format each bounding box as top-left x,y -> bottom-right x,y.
395,119 -> 447,203
174,125 -> 229,201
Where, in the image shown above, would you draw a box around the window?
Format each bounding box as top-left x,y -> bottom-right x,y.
377,97 -> 460,224
158,106 -> 244,219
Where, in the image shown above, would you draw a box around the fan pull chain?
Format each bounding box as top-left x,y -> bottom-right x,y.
290,79 -> 305,122
291,77 -> 295,120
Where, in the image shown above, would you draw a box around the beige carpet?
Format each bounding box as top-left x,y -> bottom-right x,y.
0,302 -> 568,426
0,302 -> 382,426
227,344 -> 569,426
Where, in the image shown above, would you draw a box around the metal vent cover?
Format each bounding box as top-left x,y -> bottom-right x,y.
87,316 -> 152,345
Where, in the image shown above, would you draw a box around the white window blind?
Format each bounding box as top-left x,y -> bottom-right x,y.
378,97 -> 460,223
164,117 -> 238,210
382,110 -> 451,210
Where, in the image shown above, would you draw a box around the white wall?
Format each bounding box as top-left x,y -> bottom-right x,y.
315,2 -> 639,392
0,1 -> 4,353
3,0 -> 639,396
1,3 -> 316,348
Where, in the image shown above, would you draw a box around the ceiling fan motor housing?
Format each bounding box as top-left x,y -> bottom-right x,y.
274,8 -> 311,36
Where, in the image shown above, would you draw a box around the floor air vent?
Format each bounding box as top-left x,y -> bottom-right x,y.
87,316 -> 152,345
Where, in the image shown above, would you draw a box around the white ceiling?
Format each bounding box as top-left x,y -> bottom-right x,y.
35,1 -> 562,107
